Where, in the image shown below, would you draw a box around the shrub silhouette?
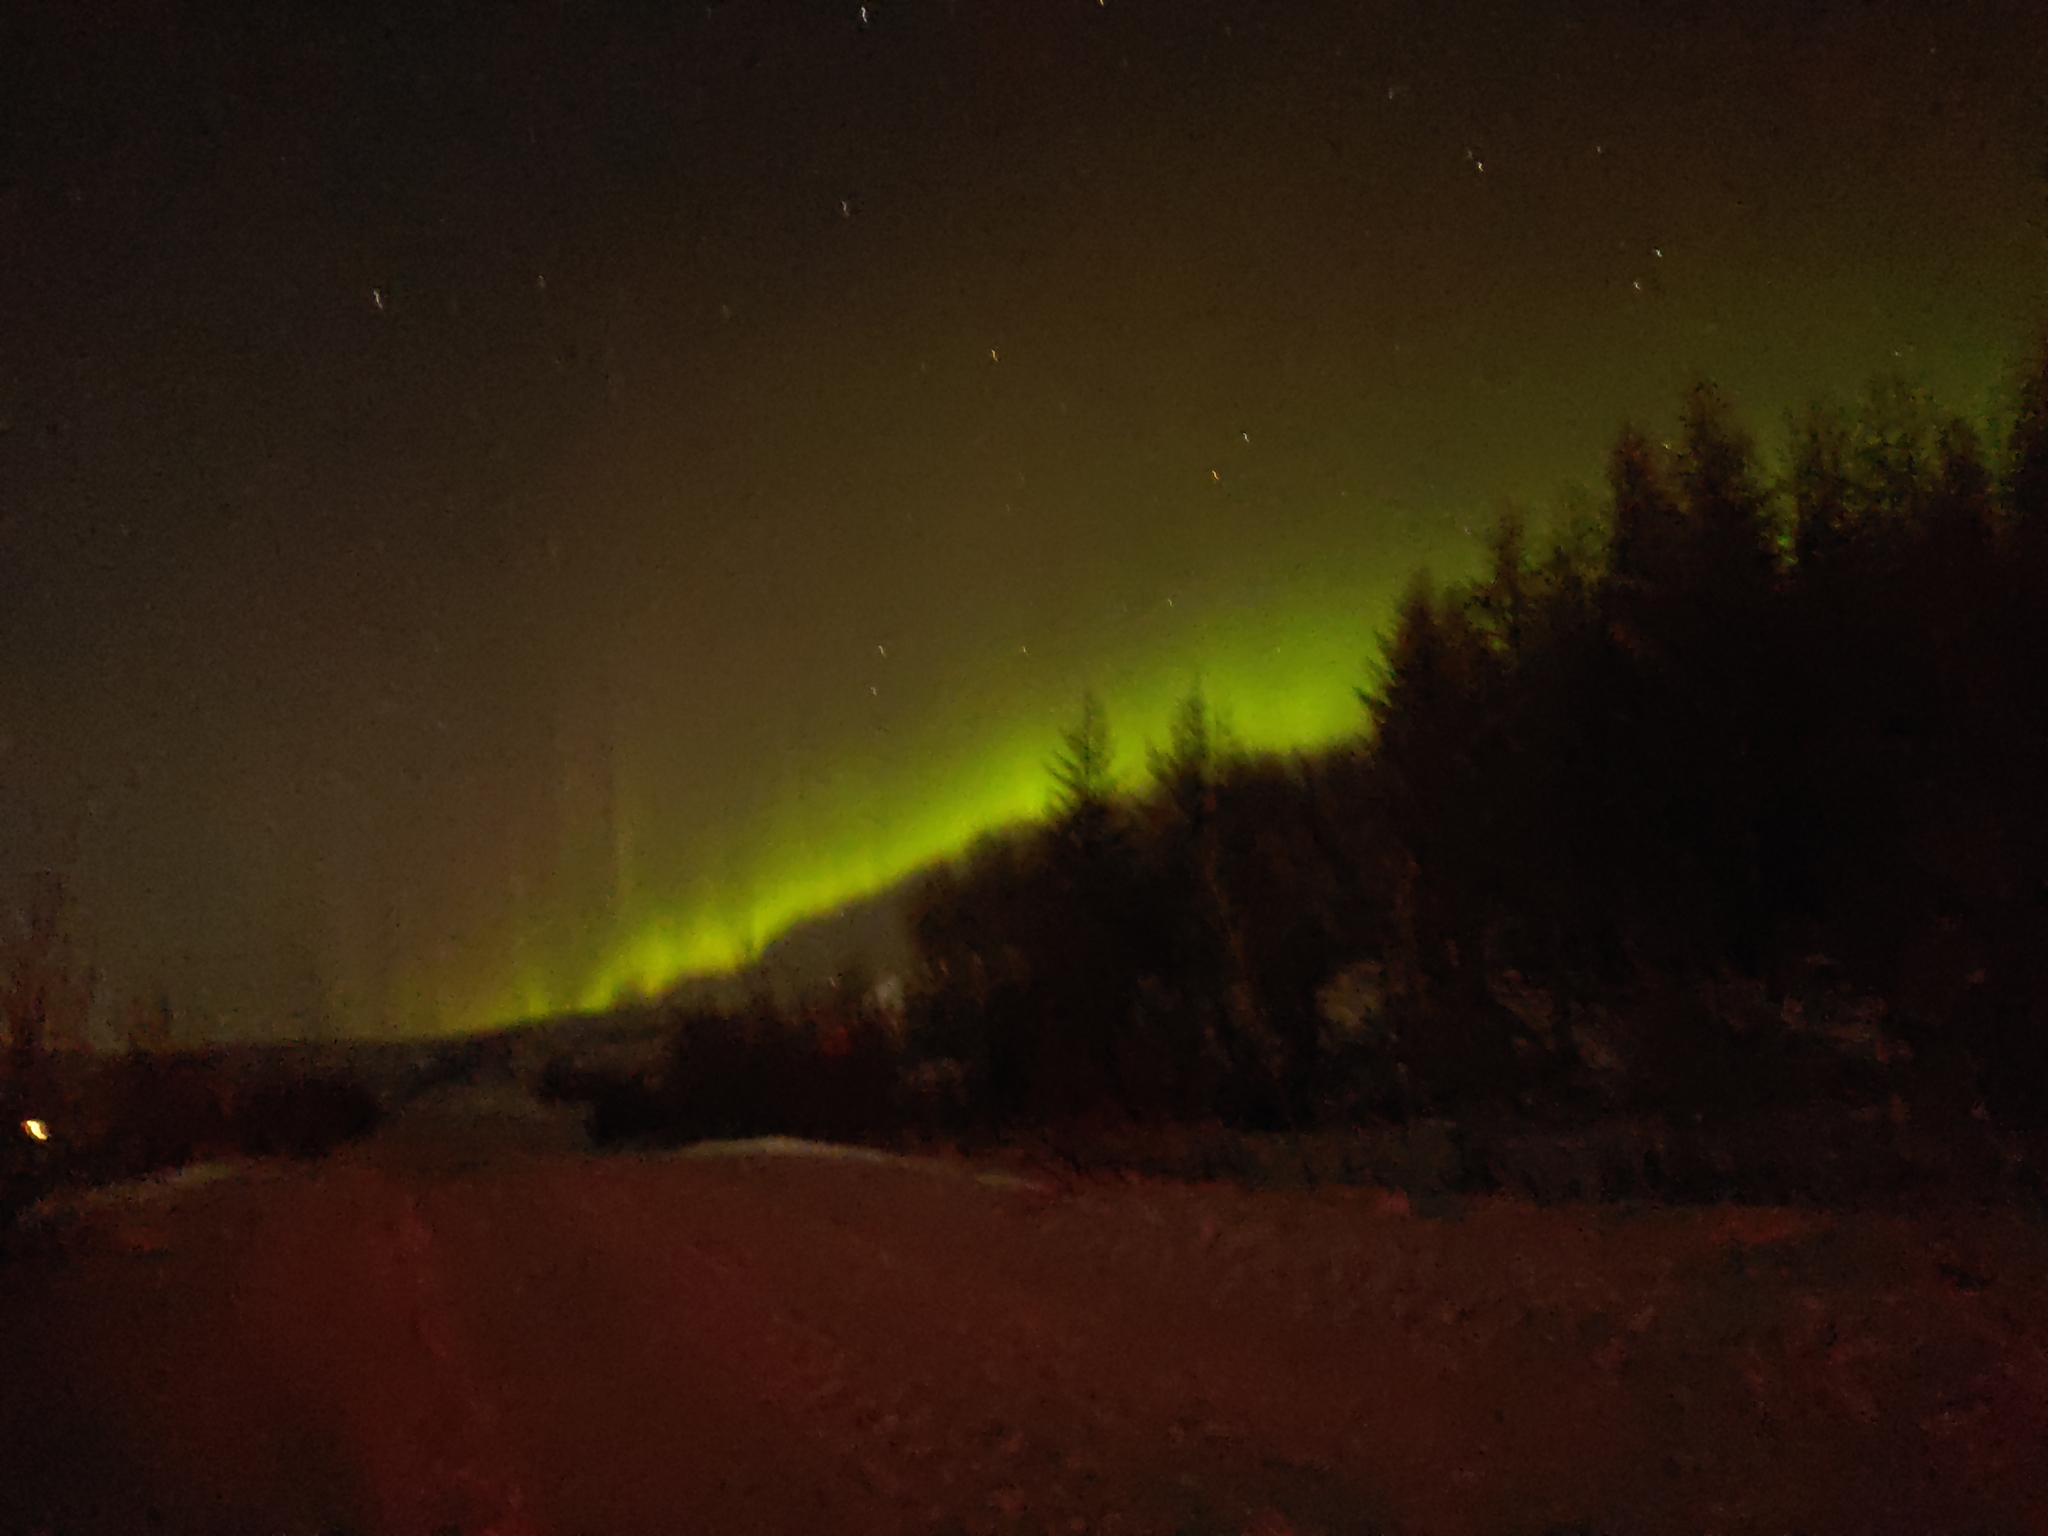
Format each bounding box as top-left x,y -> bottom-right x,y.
632,997 -> 907,1147
229,1074 -> 383,1161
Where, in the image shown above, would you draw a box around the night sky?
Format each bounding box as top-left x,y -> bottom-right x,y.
5,0 -> 2046,1038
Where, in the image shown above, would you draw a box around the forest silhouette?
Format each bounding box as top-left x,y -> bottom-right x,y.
877,329 -> 2048,1198
12,331 -> 2048,1220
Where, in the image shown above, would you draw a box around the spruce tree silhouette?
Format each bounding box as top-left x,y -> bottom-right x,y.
2005,322 -> 2048,524
1049,689 -> 1116,843
1674,385 -> 1776,590
1606,426 -> 1685,591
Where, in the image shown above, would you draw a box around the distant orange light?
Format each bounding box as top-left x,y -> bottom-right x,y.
21,1118 -> 48,1142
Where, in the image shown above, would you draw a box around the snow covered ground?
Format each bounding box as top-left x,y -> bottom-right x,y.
1,1103 -> 2043,1536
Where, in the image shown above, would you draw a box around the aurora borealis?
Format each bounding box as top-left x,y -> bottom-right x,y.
6,0 -> 2047,1037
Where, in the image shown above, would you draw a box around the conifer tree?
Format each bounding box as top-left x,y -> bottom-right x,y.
1050,690 -> 1116,841
2005,323 -> 2048,523
1606,427 -> 1683,588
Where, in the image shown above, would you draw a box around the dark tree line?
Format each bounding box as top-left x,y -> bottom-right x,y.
902,333 -> 2048,1151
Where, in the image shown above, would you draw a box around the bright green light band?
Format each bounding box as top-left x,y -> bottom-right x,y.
426,532 -> 1473,1034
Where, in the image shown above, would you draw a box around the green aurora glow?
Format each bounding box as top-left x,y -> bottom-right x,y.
449,340 -> 2031,1035
13,0 -> 2048,1041
427,338 -> 2035,1037
452,542 -> 1451,1031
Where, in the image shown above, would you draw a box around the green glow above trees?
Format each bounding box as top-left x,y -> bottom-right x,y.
447,556 -> 1455,1031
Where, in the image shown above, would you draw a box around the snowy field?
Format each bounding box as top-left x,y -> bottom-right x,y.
1,1095 -> 2044,1536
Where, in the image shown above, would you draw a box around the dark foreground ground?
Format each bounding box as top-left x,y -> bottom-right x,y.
2,1089 -> 2045,1536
